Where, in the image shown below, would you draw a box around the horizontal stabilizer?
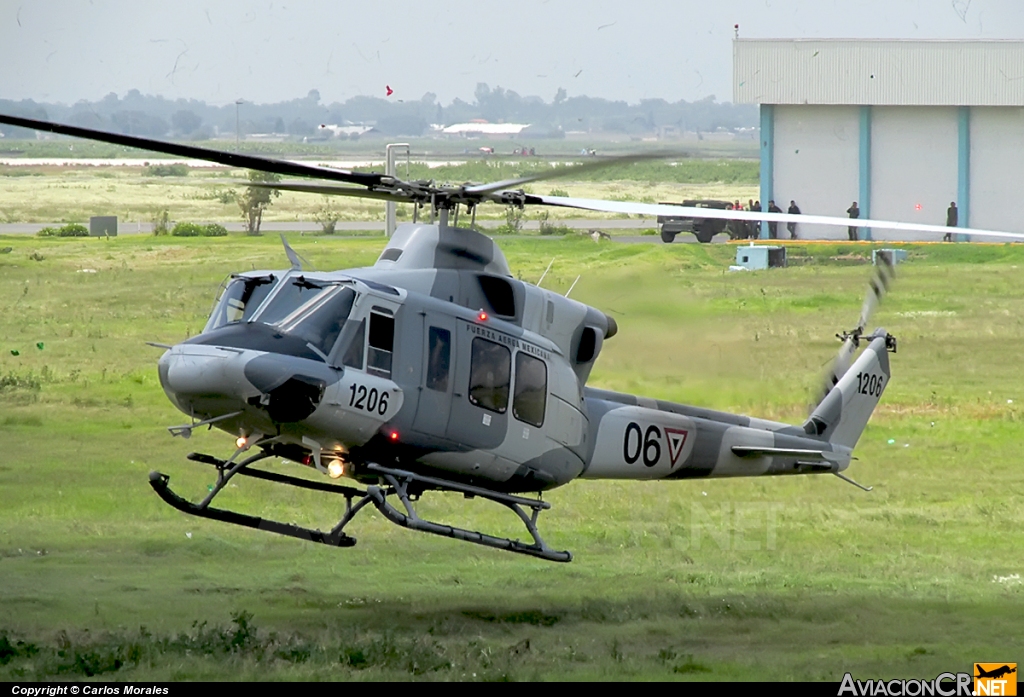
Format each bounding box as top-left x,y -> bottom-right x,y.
731,446 -> 835,460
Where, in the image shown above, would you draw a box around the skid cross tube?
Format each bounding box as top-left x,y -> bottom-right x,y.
197,449 -> 271,509
364,464 -> 572,563
186,452 -> 366,498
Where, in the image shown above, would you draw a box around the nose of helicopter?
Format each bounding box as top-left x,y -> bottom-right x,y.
158,344 -> 256,416
158,344 -> 333,424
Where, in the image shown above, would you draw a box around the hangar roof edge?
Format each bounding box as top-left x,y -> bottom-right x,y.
733,39 -> 1024,106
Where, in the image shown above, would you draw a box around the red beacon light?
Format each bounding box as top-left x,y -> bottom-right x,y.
477,310 -> 489,322
389,430 -> 399,442
915,203 -> 923,211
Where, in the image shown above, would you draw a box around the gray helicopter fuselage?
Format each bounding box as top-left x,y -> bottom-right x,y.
157,222 -> 887,493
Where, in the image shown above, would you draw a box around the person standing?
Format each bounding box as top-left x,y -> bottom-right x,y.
846,202 -> 860,241
944,202 -> 958,242
767,200 -> 782,239
787,200 -> 801,239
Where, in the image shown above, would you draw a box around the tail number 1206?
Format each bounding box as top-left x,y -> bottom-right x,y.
856,372 -> 884,397
349,383 -> 389,415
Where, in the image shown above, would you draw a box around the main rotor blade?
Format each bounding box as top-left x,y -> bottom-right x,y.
0,114 -> 385,188
530,195 -> 1024,241
462,151 -> 673,197
248,182 -> 408,203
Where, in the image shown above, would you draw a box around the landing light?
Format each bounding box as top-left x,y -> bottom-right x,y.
235,436 -> 247,449
327,459 -> 345,479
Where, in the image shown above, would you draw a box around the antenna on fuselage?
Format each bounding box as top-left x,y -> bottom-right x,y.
280,235 -> 314,271
537,258 -> 555,287
565,275 -> 581,298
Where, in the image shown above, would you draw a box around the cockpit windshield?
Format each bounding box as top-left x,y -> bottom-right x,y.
206,274 -> 277,331
252,275 -> 331,326
277,286 -> 357,357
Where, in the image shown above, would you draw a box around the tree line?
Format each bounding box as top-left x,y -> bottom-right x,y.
0,84 -> 755,140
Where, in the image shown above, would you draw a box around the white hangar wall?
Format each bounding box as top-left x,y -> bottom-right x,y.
735,40 -> 1024,240
971,108 -> 1024,234
870,107 -> 958,232
772,106 -> 860,240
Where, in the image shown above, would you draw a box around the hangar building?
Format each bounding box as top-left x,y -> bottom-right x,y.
733,39 -> 1024,240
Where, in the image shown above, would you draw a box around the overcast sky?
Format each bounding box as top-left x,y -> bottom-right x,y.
1,0 -> 1021,107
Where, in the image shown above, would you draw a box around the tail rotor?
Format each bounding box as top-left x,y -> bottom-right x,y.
811,253 -> 896,411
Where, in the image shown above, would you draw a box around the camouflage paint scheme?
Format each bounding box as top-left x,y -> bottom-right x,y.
159,223 -> 891,494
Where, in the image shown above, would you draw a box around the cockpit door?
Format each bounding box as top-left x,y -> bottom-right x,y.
412,312 -> 455,439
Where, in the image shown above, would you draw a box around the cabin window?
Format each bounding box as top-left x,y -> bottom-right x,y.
426,327 -> 451,392
513,353 -> 547,428
367,311 -> 395,378
468,337 -> 510,414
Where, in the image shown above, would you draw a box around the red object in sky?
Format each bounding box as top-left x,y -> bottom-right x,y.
386,85 -> 393,96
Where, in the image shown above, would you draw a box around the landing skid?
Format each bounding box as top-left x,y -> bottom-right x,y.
148,452 -> 572,563
363,463 -> 571,563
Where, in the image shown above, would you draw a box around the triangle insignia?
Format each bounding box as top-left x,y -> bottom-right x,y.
664,427 -> 689,468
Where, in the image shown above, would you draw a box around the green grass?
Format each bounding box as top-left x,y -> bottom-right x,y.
1,234 -> 1021,680
0,164 -> 758,225
368,158 -> 758,186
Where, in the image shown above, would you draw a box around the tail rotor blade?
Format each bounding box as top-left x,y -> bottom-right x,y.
857,255 -> 895,332
811,255 -> 896,413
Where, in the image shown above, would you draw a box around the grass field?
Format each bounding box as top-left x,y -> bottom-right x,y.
1,234 -> 1021,681
0,162 -> 758,225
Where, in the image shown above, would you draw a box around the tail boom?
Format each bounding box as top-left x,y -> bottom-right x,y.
580,393 -> 852,482
579,331 -> 892,482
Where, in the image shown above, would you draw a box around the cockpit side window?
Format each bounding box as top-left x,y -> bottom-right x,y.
367,310 -> 395,378
426,327 -> 451,392
278,287 -> 357,357
341,319 -> 365,370
206,275 -> 276,331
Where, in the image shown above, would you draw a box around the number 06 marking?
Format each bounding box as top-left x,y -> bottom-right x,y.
623,421 -> 662,467
623,422 -> 642,464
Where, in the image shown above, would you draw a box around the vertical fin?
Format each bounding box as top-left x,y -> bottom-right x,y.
804,332 -> 892,449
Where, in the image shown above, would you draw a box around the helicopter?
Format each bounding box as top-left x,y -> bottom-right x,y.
4,113 -> 1023,563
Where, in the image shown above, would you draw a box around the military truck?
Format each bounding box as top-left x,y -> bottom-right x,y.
657,199 -> 750,243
